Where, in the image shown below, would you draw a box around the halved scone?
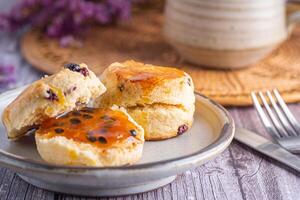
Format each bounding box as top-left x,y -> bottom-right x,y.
35,106 -> 144,167
94,60 -> 195,140
2,63 -> 106,139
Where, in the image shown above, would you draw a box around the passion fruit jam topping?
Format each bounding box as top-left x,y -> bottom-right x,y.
114,63 -> 185,88
38,108 -> 139,147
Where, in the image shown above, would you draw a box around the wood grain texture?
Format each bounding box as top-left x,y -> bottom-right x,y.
1,104 -> 300,200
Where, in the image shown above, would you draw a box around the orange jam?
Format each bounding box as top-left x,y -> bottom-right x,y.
37,108 -> 139,147
114,62 -> 185,88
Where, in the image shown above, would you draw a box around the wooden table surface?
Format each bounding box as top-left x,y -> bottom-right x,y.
0,24 -> 300,200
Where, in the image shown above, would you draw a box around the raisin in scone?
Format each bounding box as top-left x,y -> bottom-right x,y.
2,63 -> 106,139
35,106 -> 144,167
94,60 -> 195,140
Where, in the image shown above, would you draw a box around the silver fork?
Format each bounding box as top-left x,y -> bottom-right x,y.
251,89 -> 300,153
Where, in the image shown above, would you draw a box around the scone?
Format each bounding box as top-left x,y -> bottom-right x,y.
94,60 -> 195,140
2,63 -> 106,139
35,106 -> 144,167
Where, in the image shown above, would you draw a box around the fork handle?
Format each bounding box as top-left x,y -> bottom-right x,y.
278,137 -> 300,154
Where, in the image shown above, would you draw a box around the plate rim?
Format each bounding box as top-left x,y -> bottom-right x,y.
0,89 -> 235,173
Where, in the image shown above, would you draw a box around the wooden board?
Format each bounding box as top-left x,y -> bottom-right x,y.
21,11 -> 300,106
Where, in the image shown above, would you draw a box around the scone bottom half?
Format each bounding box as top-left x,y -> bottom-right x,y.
35,106 -> 144,167
2,63 -> 106,140
95,60 -> 195,140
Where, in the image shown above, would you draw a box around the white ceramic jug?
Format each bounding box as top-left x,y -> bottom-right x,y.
164,0 -> 300,69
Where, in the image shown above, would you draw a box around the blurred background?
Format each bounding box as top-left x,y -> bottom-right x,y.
1,0 -> 300,106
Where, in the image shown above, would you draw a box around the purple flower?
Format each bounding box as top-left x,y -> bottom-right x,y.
94,3 -> 111,24
60,35 -> 75,47
0,65 -> 15,74
79,1 -> 95,18
0,64 -> 16,91
0,14 -> 10,30
0,0 -> 148,47
107,0 -> 131,20
0,76 -> 15,86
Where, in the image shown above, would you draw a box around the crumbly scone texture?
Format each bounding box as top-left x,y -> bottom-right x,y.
127,104 -> 194,140
35,106 -> 144,167
2,63 -> 106,139
95,60 -> 195,140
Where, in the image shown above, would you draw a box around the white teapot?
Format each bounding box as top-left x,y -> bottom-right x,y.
164,0 -> 300,69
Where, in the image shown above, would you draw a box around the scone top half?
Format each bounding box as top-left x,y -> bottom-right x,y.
2,63 -> 106,139
96,60 -> 195,109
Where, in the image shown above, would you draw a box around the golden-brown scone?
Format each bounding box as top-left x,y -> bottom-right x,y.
2,63 -> 106,139
96,60 -> 194,109
35,106 -> 144,167
94,60 -> 195,140
127,104 -> 194,140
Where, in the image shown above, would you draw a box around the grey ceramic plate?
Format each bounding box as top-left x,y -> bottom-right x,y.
0,87 -> 234,197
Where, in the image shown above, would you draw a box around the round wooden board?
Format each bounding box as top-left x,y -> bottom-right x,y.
21,11 -> 300,106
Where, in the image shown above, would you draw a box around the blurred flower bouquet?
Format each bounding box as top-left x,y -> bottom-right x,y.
0,63 -> 15,92
0,0 -> 156,46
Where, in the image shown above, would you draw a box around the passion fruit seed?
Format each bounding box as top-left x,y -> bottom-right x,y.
177,124 -> 188,135
81,108 -> 95,113
100,129 -> 107,133
82,114 -> 93,119
72,111 -> 81,116
54,128 -> 64,134
86,135 -> 97,142
70,118 -> 81,125
130,129 -> 137,137
45,89 -> 58,101
98,136 -> 107,144
100,115 -> 110,120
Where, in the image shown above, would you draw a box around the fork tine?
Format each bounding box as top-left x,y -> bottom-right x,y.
258,91 -> 289,137
251,92 -> 281,138
266,91 -> 297,136
273,89 -> 300,134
